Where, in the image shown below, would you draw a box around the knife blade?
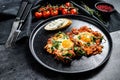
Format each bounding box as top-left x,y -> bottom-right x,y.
5,1 -> 28,48
10,4 -> 33,47
5,3 -> 33,48
5,20 -> 21,48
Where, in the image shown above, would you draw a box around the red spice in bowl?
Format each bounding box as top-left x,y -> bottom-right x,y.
96,5 -> 113,12
95,2 -> 115,20
95,2 -> 114,13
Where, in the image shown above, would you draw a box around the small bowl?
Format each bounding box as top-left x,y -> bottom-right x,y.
95,2 -> 115,19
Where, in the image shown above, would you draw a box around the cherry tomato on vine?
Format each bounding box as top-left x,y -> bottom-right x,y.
46,4 -> 51,8
46,4 -> 53,11
59,5 -> 64,11
43,10 -> 51,18
54,6 -> 59,11
51,10 -> 58,16
34,12 -> 43,19
62,8 -> 68,15
70,8 -> 78,14
65,2 -> 71,7
48,7 -> 53,11
39,7 -> 45,12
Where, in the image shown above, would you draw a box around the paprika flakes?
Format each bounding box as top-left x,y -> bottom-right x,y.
95,2 -> 114,13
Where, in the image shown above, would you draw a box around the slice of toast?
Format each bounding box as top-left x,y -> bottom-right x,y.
44,18 -> 72,31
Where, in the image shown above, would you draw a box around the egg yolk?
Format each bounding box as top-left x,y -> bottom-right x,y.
80,32 -> 93,42
62,39 -> 74,48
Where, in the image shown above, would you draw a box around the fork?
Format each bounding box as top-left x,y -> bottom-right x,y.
5,1 -> 32,48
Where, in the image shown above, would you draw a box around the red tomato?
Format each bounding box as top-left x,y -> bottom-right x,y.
43,10 -> 51,18
65,2 -> 71,7
51,10 -> 58,16
59,5 -> 64,11
62,8 -> 68,15
46,4 -> 51,8
34,12 -> 43,19
46,4 -> 53,11
70,8 -> 78,14
39,7 -> 45,12
54,6 -> 59,11
48,7 -> 53,11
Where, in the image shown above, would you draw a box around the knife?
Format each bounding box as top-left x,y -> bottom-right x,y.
10,3 -> 33,47
5,1 -> 32,48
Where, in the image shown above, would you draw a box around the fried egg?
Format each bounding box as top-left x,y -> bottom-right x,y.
53,32 -> 74,50
73,32 -> 95,46
44,32 -> 75,63
44,32 -> 74,53
44,26 -> 104,63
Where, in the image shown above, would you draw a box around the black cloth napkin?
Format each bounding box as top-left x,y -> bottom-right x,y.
0,0 -> 120,44
0,0 -> 42,44
0,0 -> 21,44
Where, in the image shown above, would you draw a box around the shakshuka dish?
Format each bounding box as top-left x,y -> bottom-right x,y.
44,26 -> 104,63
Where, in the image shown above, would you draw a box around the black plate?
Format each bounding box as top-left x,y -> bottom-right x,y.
29,15 -> 112,73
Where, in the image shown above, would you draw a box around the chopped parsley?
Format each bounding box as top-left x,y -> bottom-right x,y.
78,35 -> 81,40
77,49 -> 86,55
52,40 -> 61,49
62,53 -> 72,57
85,42 -> 91,46
55,31 -> 62,37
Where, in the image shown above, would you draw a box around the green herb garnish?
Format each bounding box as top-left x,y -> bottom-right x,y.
77,49 -> 86,55
52,40 -> 61,49
78,35 -> 81,40
56,31 -> 62,37
62,53 -> 72,57
81,1 -> 105,23
74,46 -> 79,51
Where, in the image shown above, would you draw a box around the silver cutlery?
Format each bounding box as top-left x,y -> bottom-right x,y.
5,1 -> 32,48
